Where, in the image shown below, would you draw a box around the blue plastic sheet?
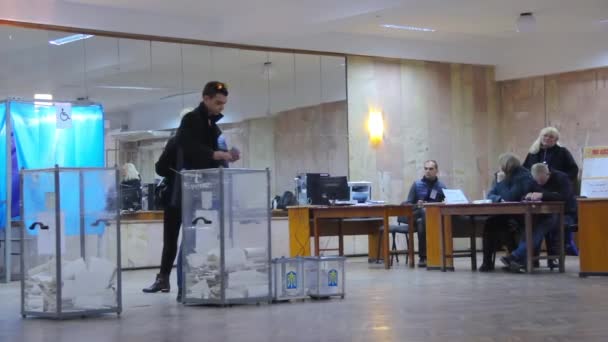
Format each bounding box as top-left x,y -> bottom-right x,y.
3,101 -> 106,234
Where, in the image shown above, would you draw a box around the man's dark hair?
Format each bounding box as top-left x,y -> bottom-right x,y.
202,81 -> 229,98
424,160 -> 438,169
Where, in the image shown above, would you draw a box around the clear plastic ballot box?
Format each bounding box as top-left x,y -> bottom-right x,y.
272,257 -> 306,301
20,167 -> 122,318
304,256 -> 346,299
181,168 -> 271,305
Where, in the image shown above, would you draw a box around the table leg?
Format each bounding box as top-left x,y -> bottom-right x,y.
408,214 -> 415,268
383,211 -> 390,270
525,212 -> 533,273
314,217 -> 320,257
559,212 -> 565,273
440,214 -> 446,272
338,219 -> 344,256
470,216 -> 477,271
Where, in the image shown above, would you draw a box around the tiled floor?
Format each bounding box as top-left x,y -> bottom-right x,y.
1,256 -> 607,342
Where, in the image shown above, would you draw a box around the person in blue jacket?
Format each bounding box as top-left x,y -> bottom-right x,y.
406,160 -> 446,267
479,153 -> 535,272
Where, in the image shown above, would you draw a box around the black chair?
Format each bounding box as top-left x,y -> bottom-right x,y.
543,221 -> 578,271
376,215 -> 421,266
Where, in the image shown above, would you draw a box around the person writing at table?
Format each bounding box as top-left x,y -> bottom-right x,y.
406,160 -> 446,268
501,163 -> 575,271
479,153 -> 535,272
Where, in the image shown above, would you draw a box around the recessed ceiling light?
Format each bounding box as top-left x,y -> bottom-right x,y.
600,19 -> 608,23
381,24 -> 435,32
49,34 -> 94,46
95,85 -> 170,90
34,93 -> 53,106
34,93 -> 53,100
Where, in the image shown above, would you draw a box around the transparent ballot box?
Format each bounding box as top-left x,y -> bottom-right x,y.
181,168 -> 271,305
272,257 -> 306,301
304,256 -> 346,299
20,167 -> 122,318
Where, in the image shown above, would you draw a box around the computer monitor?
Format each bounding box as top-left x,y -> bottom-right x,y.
295,173 -> 330,205
319,176 -> 350,204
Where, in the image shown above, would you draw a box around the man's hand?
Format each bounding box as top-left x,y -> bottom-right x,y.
213,151 -> 233,161
524,192 -> 543,201
229,147 -> 240,162
496,171 -> 506,183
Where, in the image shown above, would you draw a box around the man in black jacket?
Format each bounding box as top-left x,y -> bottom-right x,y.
143,81 -> 238,300
531,163 -> 577,267
501,163 -> 573,271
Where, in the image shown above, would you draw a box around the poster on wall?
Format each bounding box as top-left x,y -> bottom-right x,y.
580,146 -> 608,198
55,102 -> 73,129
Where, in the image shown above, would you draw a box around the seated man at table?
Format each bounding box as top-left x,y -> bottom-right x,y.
531,164 -> 578,266
501,163 -> 574,271
406,160 -> 446,267
480,153 -> 535,272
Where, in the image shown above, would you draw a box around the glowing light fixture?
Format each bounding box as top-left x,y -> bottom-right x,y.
49,34 -> 94,46
34,93 -> 53,106
367,110 -> 384,145
381,24 -> 435,32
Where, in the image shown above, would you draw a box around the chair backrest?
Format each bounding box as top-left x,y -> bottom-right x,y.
397,201 -> 410,224
451,216 -> 485,238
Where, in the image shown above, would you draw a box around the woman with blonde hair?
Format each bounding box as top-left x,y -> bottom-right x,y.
523,127 -> 578,182
523,126 -> 579,257
120,163 -> 142,211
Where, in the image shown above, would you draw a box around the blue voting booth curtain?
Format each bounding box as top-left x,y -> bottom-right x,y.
0,102 -> 6,230
10,102 -> 104,169
8,101 -> 106,235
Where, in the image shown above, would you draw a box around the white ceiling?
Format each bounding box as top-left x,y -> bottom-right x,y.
0,0 -> 607,114
0,25 -> 346,128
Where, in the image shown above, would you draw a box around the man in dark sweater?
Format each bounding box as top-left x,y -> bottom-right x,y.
501,163 -> 573,271
531,163 -> 577,267
143,81 -> 238,301
406,160 -> 446,267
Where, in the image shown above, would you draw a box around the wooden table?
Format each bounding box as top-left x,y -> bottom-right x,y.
578,198 -> 608,277
425,202 -> 565,273
288,205 -> 415,269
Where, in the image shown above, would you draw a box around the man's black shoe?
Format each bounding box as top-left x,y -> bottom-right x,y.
142,273 -> 170,293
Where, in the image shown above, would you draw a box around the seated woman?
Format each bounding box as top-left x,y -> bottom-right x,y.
120,163 -> 142,211
479,153 -> 535,272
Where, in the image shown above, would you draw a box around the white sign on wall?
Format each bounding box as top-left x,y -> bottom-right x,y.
580,146 -> 608,198
55,103 -> 73,129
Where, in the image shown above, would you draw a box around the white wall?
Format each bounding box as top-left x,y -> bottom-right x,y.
495,32 -> 608,80
126,98 -> 184,131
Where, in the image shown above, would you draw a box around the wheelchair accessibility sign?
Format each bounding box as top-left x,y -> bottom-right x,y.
55,103 -> 72,129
